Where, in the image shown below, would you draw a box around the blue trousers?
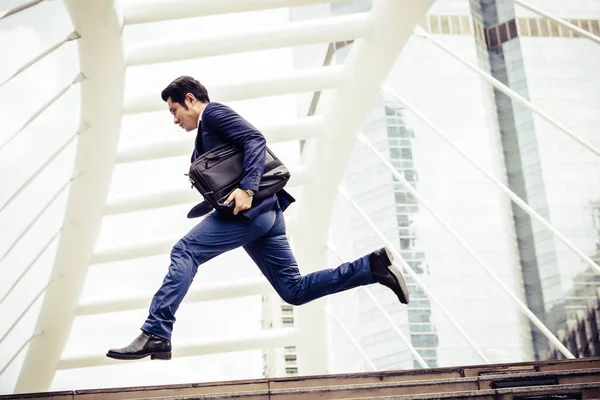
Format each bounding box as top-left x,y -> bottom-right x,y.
141,208 -> 375,339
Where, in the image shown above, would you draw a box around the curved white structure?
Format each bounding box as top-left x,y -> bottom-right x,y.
2,0 -> 598,394
3,0 -> 434,393
14,0 -> 126,392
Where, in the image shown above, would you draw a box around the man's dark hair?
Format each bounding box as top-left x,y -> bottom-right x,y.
161,76 -> 210,108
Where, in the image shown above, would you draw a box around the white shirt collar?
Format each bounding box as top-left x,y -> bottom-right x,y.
198,104 -> 208,129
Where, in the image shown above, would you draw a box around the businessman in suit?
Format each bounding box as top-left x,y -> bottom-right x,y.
107,76 -> 410,361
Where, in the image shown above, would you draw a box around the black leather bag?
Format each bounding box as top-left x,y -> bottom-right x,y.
187,143 -> 290,214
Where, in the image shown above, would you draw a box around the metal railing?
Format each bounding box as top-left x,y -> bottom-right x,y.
0,73 -> 84,152
328,244 -> 429,368
0,179 -> 72,265
382,85 -> 600,277
0,228 -> 61,307
356,131 -> 575,359
338,189 -> 490,364
0,32 -> 80,89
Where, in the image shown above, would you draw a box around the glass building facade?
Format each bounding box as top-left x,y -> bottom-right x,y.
287,0 -> 600,373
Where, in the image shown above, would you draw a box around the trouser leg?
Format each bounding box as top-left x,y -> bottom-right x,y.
243,210 -> 375,306
141,210 -> 277,339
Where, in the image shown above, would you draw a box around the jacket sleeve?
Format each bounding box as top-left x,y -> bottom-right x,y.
202,103 -> 266,193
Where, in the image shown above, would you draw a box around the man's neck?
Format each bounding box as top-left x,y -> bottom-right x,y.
196,102 -> 209,129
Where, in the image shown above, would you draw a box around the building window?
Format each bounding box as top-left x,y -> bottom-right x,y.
285,355 -> 297,366
460,16 -> 472,35
530,18 -> 540,36
430,15 -> 440,34
488,25 -> 499,47
499,23 -> 508,43
549,20 -> 560,37
508,19 -> 518,39
540,19 -> 550,36
592,20 -> 600,36
518,18 -> 530,36
440,15 -> 450,34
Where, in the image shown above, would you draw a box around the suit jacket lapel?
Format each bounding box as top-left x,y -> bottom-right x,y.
191,122 -> 204,162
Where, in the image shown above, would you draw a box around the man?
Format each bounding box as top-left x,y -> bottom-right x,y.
107,76 -> 410,361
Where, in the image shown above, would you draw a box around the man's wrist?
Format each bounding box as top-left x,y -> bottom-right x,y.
242,188 -> 255,197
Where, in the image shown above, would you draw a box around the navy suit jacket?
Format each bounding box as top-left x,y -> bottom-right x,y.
186,102 -> 295,219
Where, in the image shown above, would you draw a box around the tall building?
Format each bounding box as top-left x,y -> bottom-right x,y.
286,0 -> 600,373
473,0 -> 600,359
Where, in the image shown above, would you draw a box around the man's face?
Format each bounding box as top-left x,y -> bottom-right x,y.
167,95 -> 199,132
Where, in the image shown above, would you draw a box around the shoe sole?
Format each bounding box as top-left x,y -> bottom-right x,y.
106,351 -> 172,361
384,248 -> 410,304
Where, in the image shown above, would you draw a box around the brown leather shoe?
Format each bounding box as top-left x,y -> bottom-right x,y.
369,247 -> 410,304
106,332 -> 172,360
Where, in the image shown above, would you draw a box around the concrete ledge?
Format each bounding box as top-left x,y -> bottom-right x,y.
3,357 -> 600,400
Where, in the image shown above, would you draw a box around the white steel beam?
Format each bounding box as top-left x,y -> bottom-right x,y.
15,0 -> 126,393
57,328 -> 298,369
104,164 -> 307,216
91,236 -> 176,265
291,0 -> 436,376
123,0 -> 351,25
123,66 -> 343,115
76,277 -> 274,316
92,216 -> 299,264
116,116 -> 324,164
127,13 -> 370,66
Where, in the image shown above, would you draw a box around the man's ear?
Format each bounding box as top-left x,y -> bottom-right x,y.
185,93 -> 196,104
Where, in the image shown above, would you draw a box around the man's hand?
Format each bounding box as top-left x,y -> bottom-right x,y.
225,188 -> 253,215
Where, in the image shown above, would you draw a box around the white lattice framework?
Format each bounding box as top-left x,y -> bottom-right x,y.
1,0 -> 599,394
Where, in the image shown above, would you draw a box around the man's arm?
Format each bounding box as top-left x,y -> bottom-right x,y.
202,103 -> 266,215
202,102 -> 266,194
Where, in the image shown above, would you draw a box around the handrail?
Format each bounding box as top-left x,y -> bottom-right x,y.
382,86 -> 600,276
0,72 -> 84,153
338,189 -> 490,363
357,132 -> 575,359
